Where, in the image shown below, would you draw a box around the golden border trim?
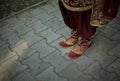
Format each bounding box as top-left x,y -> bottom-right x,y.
60,0 -> 92,11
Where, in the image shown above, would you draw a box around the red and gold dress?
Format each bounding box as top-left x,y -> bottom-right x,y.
58,0 -> 119,39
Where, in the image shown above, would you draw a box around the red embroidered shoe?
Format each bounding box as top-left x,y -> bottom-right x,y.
68,39 -> 92,59
59,37 -> 78,48
59,30 -> 79,48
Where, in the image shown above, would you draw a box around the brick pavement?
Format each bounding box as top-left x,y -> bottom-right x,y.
0,0 -> 120,81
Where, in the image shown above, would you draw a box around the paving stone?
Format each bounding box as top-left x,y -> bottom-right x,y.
45,18 -> 64,32
16,11 -> 31,21
56,26 -> 71,38
113,77 -> 120,81
109,44 -> 120,57
42,4 -> 57,14
12,39 -> 29,57
52,9 -> 63,21
16,11 -> 38,26
30,7 -> 46,16
6,34 -> 21,48
84,61 -> 115,81
30,20 -> 48,33
59,63 -> 93,81
107,17 -> 120,26
11,24 -> 32,36
0,24 -> 15,39
21,30 -> 43,46
18,48 -> 36,61
0,39 -> 7,47
0,72 -> 11,81
31,39 -> 56,58
22,53 -> 50,75
107,58 -> 120,76
34,12 -> 54,23
0,44 -> 17,64
43,50 -> 71,73
36,66 -> 67,81
0,66 -> 6,75
85,35 -> 117,68
5,17 -> 23,27
0,55 -> 27,79
50,37 -> 73,56
110,19 -> 120,30
25,17 -> 38,26
73,55 -> 95,71
98,25 -> 119,38
8,61 -> 27,78
111,31 -> 120,42
0,21 -> 7,27
48,0 -> 59,10
39,28 -> 61,43
12,71 -> 36,81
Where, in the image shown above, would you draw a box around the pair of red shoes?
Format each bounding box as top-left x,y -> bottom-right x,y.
59,37 -> 92,59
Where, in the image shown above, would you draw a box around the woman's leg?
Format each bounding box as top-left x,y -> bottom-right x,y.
68,10 -> 97,59
58,0 -> 79,47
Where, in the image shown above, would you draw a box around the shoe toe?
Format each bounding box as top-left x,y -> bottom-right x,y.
68,51 -> 81,59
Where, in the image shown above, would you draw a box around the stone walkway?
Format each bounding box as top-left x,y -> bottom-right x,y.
0,0 -> 120,81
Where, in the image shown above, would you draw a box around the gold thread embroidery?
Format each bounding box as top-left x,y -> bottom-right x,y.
60,0 -> 92,11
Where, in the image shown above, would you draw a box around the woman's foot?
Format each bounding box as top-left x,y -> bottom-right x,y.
68,39 -> 92,59
59,37 -> 78,48
59,30 -> 79,48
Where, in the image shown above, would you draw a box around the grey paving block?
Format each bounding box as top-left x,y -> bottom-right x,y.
98,25 -> 119,38
21,30 -> 43,46
85,35 -> 117,68
34,12 -> 54,23
109,44 -> 120,57
31,39 -> 56,58
52,9 -> 63,21
8,61 -> 27,78
30,20 -> 48,33
84,62 -> 115,81
108,17 -> 120,26
36,66 -> 67,81
43,50 -> 71,73
16,11 -> 31,21
74,55 -> 95,71
0,66 -> 7,74
111,31 -> 120,42
11,24 -> 32,36
12,71 -> 36,81
25,18 -> 38,26
0,39 -> 7,47
5,17 -> 23,27
22,53 -> 50,75
59,63 -> 93,81
30,7 -> 46,16
6,34 -> 21,48
107,58 -> 120,76
56,26 -> 71,38
109,19 -> 120,30
42,4 -> 57,14
0,44 -> 17,64
0,25 -> 15,39
12,39 -> 31,58
39,28 -> 61,43
113,77 -> 120,81
45,18 -> 64,32
0,55 -> 25,77
0,72 -> 11,81
16,11 -> 38,26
